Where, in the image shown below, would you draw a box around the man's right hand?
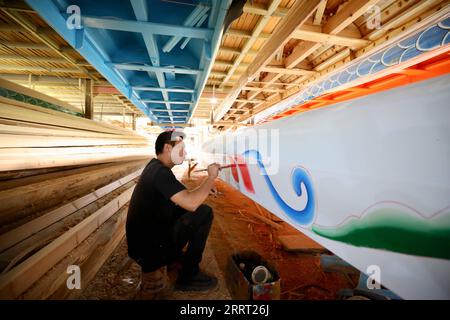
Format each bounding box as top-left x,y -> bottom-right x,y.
172,163 -> 220,212
207,163 -> 221,179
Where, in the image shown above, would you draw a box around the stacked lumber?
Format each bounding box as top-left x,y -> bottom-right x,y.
0,93 -> 152,172
0,78 -> 80,116
0,162 -> 146,299
0,82 -> 153,299
0,160 -> 145,227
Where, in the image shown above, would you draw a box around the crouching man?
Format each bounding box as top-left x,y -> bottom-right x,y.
126,130 -> 220,297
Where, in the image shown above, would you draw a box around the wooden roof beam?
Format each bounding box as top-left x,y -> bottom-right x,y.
209,70 -> 228,77
0,65 -> 84,73
0,41 -> 55,50
200,91 -> 228,99
261,66 -> 318,76
291,29 -> 371,48
219,46 -> 258,55
214,58 -> 282,68
230,26 -> 370,48
209,121 -> 250,127
323,0 -> 380,35
243,2 -> 288,17
314,48 -> 351,71
313,0 -> 327,25
0,9 -> 98,81
234,84 -> 283,113
213,60 -> 250,68
0,0 -> 34,13
227,28 -> 271,39
0,23 -> 53,34
242,59 -> 313,106
206,80 -> 235,86
112,95 -> 135,114
204,84 -> 232,91
365,0 -> 444,41
0,54 -> 91,67
220,0 -> 283,86
243,87 -> 284,93
239,1 -> 450,124
242,72 -> 282,108
94,112 -> 134,116
235,99 -> 264,103
214,0 -> 322,122
285,0 -> 379,68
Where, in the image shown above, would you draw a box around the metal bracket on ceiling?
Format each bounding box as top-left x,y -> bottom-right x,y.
74,28 -> 84,49
162,3 -> 211,53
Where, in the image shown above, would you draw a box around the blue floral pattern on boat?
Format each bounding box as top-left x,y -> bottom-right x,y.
260,16 -> 450,121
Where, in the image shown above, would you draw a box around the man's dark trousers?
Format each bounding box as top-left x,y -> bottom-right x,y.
171,204 -> 213,276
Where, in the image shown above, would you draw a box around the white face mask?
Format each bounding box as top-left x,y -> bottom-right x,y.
170,140 -> 186,165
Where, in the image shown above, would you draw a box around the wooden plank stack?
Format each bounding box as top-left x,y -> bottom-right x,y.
0,164 -> 144,299
0,81 -> 153,299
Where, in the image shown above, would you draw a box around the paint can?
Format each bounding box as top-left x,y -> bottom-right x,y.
251,265 -> 272,284
226,250 -> 280,300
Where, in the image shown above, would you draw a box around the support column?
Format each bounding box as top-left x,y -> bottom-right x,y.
132,113 -> 137,131
84,79 -> 93,119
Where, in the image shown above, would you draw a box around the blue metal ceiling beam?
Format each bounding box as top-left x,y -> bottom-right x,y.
142,100 -> 193,105
133,87 -> 195,93
82,16 -> 213,40
110,63 -> 201,75
111,46 -> 199,72
162,4 -> 210,53
130,75 -> 195,89
25,0 -> 157,122
165,72 -> 176,81
139,91 -> 171,100
149,109 -> 189,113
27,0 -> 229,126
180,13 -> 209,50
157,116 -> 187,119
154,74 -> 172,122
130,0 -> 159,66
130,0 -> 173,122
159,50 -> 198,70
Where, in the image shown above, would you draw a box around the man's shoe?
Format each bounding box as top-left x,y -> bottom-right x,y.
174,271 -> 218,292
135,267 -> 169,299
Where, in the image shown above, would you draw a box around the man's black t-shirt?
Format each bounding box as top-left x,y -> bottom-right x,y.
126,158 -> 186,269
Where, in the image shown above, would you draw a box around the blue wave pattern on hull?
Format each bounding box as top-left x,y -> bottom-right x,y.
243,150 -> 315,226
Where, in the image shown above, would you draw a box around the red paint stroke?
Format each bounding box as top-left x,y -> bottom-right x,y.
233,155 -> 255,194
229,156 -> 240,183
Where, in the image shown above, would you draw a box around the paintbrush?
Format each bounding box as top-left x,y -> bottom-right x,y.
194,164 -> 235,173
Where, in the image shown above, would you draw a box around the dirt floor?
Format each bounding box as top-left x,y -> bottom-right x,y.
80,165 -> 354,300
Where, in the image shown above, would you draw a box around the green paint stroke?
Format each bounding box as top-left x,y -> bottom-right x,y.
312,208 -> 450,260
